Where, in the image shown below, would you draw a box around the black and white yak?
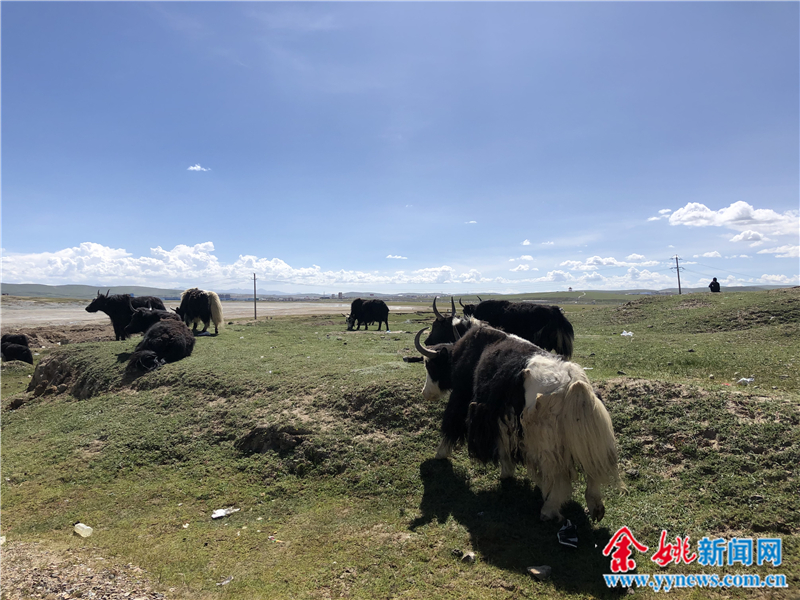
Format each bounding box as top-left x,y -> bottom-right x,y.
415,324 -> 618,522
127,319 -> 196,373
124,306 -> 182,336
425,297 -> 574,359
85,291 -> 167,341
346,298 -> 389,331
1,333 -> 33,364
174,288 -> 224,335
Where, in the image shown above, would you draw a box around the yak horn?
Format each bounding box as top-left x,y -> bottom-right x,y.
414,328 -> 439,358
452,323 -> 462,342
459,298 -> 465,308
432,296 -> 443,319
450,297 -> 457,318
477,296 -> 482,302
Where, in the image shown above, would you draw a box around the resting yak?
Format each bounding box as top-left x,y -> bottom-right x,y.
346,298 -> 389,331
124,307 -> 182,336
127,319 -> 195,373
415,323 -> 618,522
85,291 -> 166,341
174,288 -> 223,335
1,333 -> 33,364
425,296 -> 574,359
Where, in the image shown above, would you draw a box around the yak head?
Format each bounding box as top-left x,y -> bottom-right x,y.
85,289 -> 111,313
424,296 -> 465,346
125,307 -> 158,335
415,327 -> 454,401
459,296 -> 481,318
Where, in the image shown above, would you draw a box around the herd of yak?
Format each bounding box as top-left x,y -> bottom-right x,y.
3,292 -> 619,522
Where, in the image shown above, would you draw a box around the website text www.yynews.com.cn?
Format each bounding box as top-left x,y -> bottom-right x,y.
604,572 -> 788,593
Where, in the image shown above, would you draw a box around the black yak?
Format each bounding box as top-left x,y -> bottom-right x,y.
85,290 -> 166,341
1,342 -> 33,364
427,297 -> 574,359
124,307 -> 182,336
346,298 -> 389,331
174,288 -> 223,335
415,324 -> 617,522
2,333 -> 30,347
127,319 -> 195,373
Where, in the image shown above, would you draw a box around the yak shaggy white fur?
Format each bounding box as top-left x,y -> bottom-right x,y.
520,358 -> 619,522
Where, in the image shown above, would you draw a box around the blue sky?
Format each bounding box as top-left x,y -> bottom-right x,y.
2,2 -> 798,294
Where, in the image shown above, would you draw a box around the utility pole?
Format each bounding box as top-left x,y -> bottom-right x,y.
253,273 -> 257,320
672,256 -> 683,295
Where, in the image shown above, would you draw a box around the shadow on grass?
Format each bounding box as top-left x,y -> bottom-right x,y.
410,458 -> 619,597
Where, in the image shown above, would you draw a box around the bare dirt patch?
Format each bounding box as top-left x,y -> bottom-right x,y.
0,541 -> 172,600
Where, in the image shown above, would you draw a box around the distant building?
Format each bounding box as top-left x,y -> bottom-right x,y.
338,292 -> 343,299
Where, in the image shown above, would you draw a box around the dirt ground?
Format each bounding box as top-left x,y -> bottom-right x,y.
0,298 -> 417,346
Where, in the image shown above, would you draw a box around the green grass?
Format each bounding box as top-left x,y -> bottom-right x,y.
2,289 -> 799,598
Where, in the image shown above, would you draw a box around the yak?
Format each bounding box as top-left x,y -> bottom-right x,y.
85,290 -> 166,341
426,297 -> 574,359
124,306 -> 182,336
415,324 -> 618,522
346,298 -> 389,331
423,296 -> 473,346
174,288 -> 223,335
1,342 -> 33,364
2,333 -> 30,347
127,319 -> 195,373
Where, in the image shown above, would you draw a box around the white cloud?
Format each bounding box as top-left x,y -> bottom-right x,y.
188,164 -> 211,172
626,254 -> 646,260
386,255 -> 407,260
648,210 -> 673,221
541,241 -> 554,246
522,239 -> 531,246
758,273 -> 800,285
724,254 -> 750,259
519,255 -> 533,261
757,245 -> 799,258
3,241 -> 795,293
693,251 -> 722,258
465,220 -> 477,224
559,255 -> 660,271
669,201 -> 799,236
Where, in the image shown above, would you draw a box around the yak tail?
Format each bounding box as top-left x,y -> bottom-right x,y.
208,291 -> 224,330
558,380 -> 618,487
537,312 -> 574,359
522,380 -> 618,490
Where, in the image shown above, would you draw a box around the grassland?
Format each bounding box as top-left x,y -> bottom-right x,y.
1,288 -> 798,599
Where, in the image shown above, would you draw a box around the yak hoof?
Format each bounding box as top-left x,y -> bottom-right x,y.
586,503 -> 605,522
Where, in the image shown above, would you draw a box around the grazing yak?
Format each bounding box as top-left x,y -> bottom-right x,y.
415,324 -> 618,522
174,288 -> 223,335
85,291 -> 166,341
124,307 -> 182,336
346,298 -> 389,331
127,319 -> 195,373
426,297 -> 574,359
